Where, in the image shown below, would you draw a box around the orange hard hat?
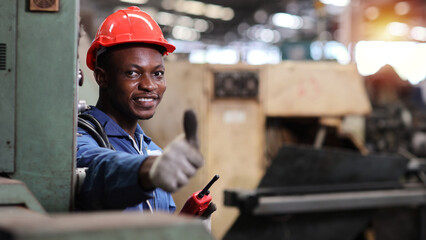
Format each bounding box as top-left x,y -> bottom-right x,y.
86,6 -> 176,70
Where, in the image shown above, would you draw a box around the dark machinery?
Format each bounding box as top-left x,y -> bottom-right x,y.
224,145 -> 426,240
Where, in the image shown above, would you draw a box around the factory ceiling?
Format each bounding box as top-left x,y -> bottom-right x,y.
80,0 -> 425,53
80,0 -> 322,45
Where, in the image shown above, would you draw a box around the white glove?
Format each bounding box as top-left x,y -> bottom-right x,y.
149,135 -> 203,192
149,110 -> 203,192
201,217 -> 212,232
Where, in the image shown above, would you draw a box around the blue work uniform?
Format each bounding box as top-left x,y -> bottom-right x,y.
76,106 -> 176,213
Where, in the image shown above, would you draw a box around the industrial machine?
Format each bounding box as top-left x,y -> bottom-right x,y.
223,145 -> 426,240
141,60 -> 379,238
218,64 -> 426,240
0,1 -> 212,239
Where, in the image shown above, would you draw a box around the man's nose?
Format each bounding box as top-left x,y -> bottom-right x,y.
138,75 -> 157,91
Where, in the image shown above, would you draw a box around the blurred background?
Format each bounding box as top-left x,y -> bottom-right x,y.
1,0 -> 426,240
79,0 -> 426,80
77,2 -> 426,238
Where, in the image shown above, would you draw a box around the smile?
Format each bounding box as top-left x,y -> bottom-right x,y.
133,97 -> 159,108
136,98 -> 154,102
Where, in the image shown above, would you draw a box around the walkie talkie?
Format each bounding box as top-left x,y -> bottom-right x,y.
180,175 -> 220,216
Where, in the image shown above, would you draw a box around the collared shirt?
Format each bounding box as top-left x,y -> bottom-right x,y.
76,106 -> 175,213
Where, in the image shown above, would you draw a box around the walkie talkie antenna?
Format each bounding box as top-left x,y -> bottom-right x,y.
197,175 -> 220,198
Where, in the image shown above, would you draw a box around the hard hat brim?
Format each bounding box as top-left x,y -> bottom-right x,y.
86,40 -> 176,71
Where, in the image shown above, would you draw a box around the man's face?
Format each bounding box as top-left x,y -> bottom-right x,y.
102,45 -> 166,120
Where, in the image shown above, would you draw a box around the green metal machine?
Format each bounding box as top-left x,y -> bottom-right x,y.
0,1 -> 212,239
0,0 -> 77,213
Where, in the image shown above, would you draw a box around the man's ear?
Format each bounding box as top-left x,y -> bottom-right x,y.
94,67 -> 108,88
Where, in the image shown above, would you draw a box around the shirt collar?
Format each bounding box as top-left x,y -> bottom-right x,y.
87,106 -> 152,144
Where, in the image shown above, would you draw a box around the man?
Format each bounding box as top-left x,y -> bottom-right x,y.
76,6 -> 203,212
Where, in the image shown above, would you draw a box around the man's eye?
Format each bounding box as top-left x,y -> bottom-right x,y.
154,71 -> 164,77
125,71 -> 140,78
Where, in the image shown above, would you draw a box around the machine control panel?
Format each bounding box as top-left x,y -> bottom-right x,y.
214,71 -> 259,99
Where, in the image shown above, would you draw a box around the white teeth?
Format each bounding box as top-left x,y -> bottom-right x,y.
137,98 -> 153,102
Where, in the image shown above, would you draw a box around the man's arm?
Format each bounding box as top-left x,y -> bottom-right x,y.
76,132 -> 153,210
76,110 -> 204,210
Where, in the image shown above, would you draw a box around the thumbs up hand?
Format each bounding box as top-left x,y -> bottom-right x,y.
183,109 -> 199,150
148,110 -> 204,193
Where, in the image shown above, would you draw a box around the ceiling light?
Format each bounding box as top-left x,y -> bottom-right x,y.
387,22 -> 409,37
237,22 -> 250,35
324,41 -> 350,64
161,0 -> 174,10
259,29 -> 275,43
156,11 -> 211,33
319,0 -> 350,7
411,26 -> 426,41
364,6 -> 379,21
180,1 -> 205,16
272,13 -> 303,29
170,0 -> 234,21
176,16 -> 194,27
247,48 -> 281,65
310,41 -> 323,60
355,41 -> 426,84
205,4 -> 223,19
394,2 -> 410,16
221,7 -> 235,21
193,19 -> 209,32
120,0 -> 148,4
206,48 -> 239,64
254,10 -> 268,24
172,26 -> 200,41
156,12 -> 175,26
189,49 -> 207,64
